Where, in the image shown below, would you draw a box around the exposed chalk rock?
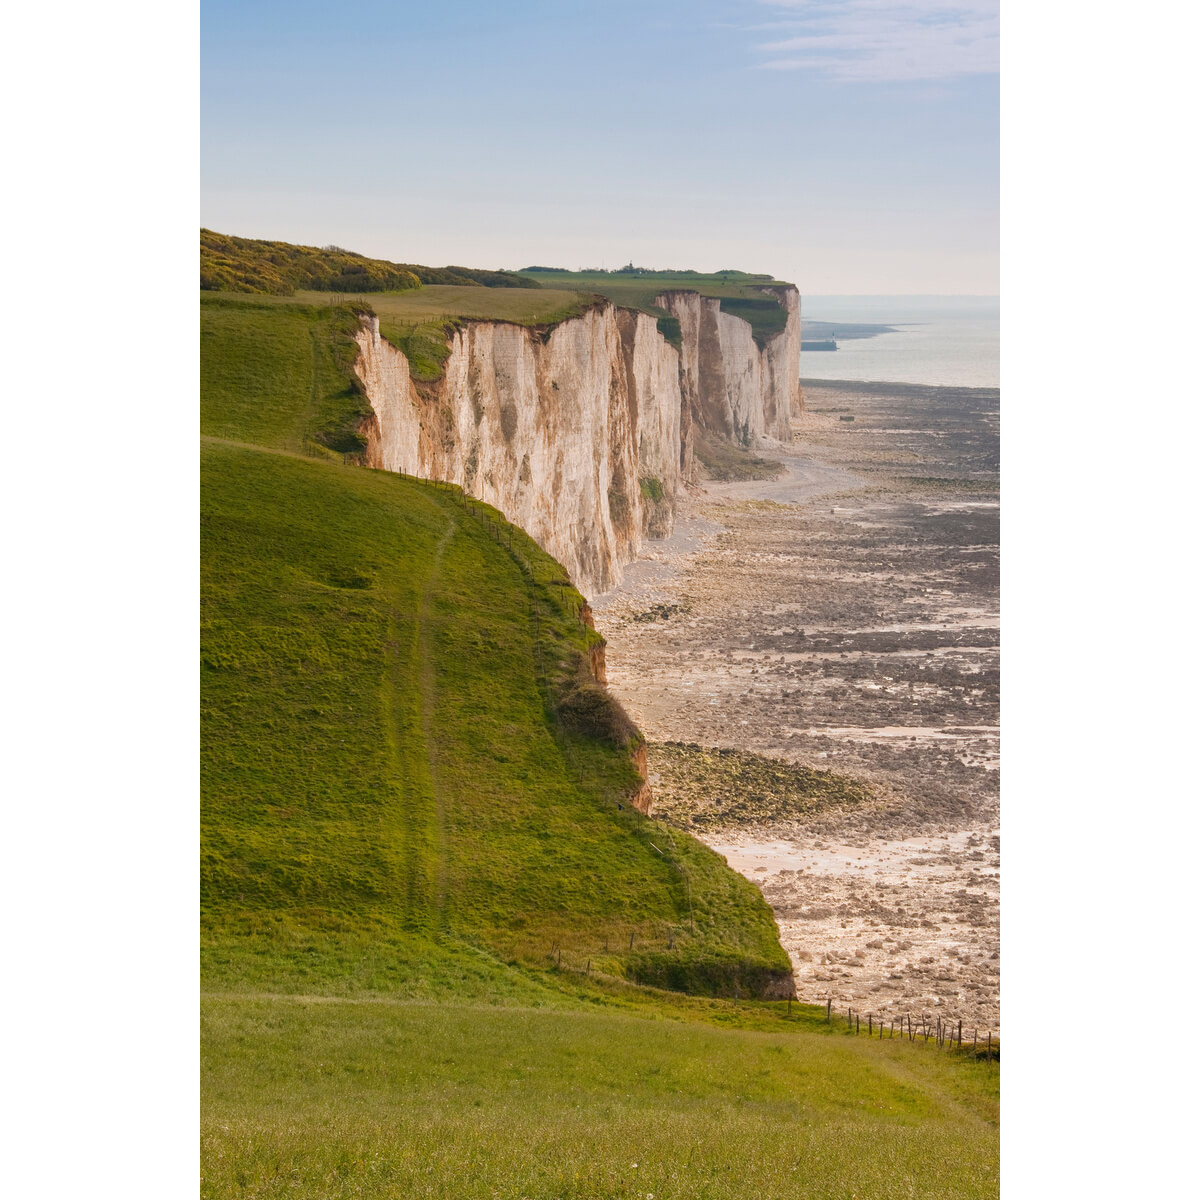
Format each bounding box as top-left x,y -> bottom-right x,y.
353,287 -> 800,597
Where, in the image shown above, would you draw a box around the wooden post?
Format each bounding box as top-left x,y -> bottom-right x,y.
957,1020 -> 962,1047
848,1006 -> 852,1029
868,1014 -> 872,1036
629,931 -> 635,951
855,1015 -> 859,1035
987,1032 -> 992,1062
827,998 -> 832,1023
586,959 -> 591,976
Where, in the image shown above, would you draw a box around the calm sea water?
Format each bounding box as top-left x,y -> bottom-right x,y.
799,296 -> 999,389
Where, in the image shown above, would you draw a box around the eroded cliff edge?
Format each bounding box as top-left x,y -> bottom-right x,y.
353,287 -> 800,596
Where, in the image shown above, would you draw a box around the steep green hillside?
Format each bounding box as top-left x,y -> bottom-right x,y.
200,295 -> 373,456
201,293 -> 791,997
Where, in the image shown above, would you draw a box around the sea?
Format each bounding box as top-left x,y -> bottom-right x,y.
799,296 -> 999,390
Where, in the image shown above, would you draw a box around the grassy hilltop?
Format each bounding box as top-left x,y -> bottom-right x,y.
200,290 -> 998,1198
201,228 -> 539,294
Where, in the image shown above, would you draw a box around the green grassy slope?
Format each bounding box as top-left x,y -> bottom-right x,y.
200,295 -> 373,456
201,295 -> 790,996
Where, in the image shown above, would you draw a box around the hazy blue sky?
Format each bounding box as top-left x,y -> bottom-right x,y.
201,1 -> 998,293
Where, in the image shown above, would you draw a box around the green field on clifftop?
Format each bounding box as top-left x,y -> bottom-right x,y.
520,267 -> 794,347
200,293 -> 997,1198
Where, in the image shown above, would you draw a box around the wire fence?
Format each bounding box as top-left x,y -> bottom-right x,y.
824,999 -> 998,1060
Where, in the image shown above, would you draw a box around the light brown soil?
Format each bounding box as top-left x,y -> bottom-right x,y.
593,379 -> 1000,1034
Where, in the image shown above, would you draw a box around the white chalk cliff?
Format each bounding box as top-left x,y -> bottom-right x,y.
353,287 -> 800,596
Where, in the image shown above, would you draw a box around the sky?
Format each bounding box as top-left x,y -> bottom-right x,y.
201,0 -> 998,293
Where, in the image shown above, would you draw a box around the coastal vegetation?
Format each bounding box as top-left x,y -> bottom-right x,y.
649,742 -> 878,831
200,228 -> 539,295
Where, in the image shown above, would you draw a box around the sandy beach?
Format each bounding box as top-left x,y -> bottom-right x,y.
592,378 -> 1000,1034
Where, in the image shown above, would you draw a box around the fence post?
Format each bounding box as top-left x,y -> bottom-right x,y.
826,998 -> 831,1023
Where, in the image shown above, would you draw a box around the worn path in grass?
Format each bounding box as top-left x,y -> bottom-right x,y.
422,514 -> 457,924
593,380 -> 1001,1034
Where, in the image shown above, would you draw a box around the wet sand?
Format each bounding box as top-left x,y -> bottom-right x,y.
593,379 -> 1000,1034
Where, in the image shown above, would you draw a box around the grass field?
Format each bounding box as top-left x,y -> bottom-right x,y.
200,293 -> 997,1197
202,995 -> 998,1199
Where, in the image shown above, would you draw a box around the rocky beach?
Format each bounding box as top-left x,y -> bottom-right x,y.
592,378 -> 1001,1034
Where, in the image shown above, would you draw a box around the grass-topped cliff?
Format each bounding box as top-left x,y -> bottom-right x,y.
200,233 -> 794,376
200,290 -> 998,1198
520,266 -> 795,348
202,292 -> 791,996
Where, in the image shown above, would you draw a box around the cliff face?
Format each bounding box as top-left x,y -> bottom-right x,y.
353,286 -> 799,597
355,306 -> 680,596
657,287 -> 800,452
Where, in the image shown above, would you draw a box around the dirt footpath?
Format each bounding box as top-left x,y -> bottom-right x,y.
592,379 -> 1000,1034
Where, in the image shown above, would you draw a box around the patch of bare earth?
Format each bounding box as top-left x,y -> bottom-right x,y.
592,379 -> 1000,1035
